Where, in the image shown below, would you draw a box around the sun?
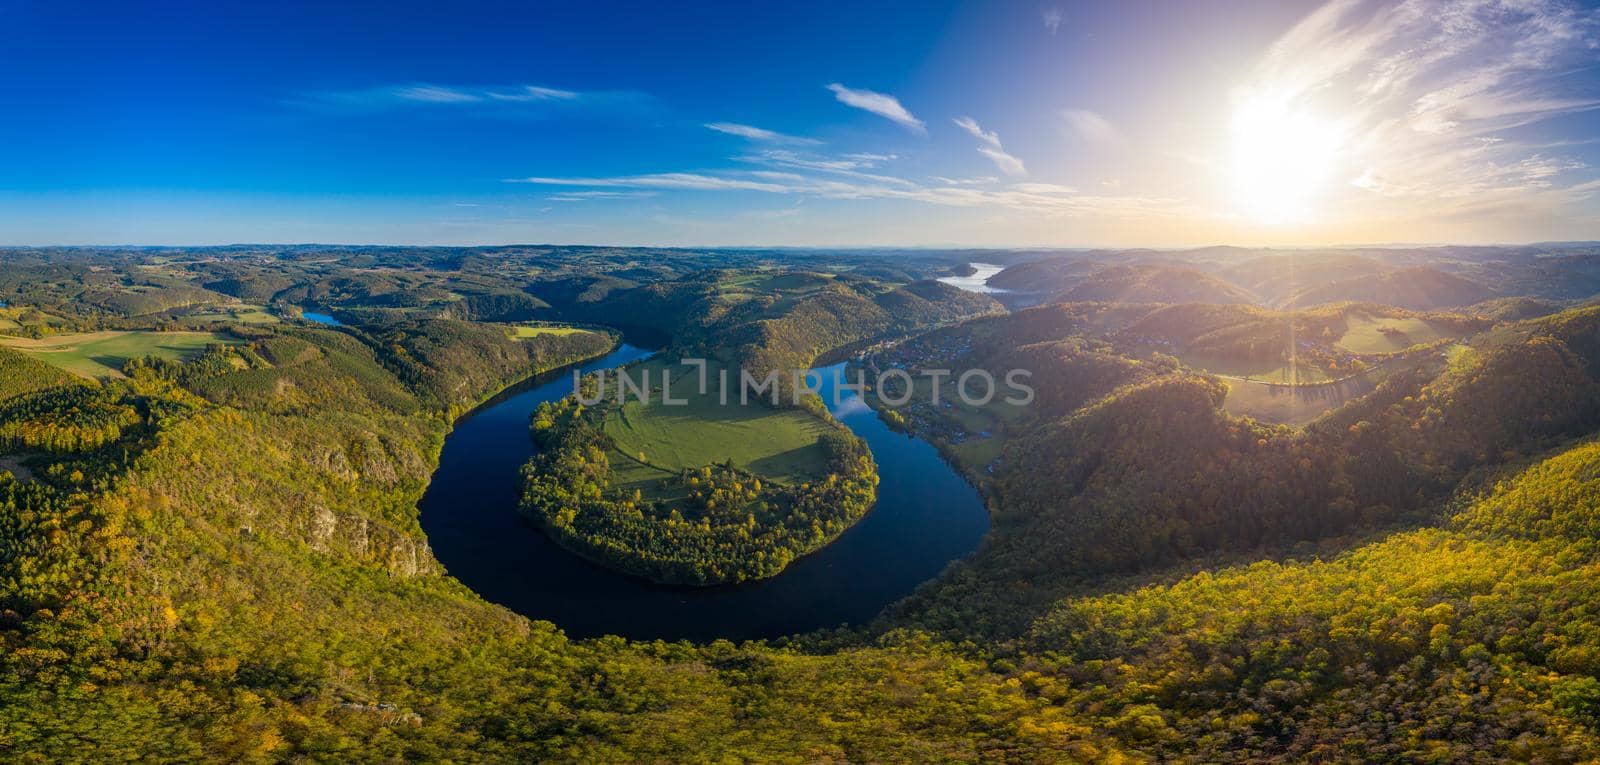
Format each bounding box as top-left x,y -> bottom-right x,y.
1227,91 -> 1345,225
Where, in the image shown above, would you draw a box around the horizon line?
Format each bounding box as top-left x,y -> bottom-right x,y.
2,240 -> 1597,252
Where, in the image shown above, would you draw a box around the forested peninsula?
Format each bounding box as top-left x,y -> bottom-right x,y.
3,245 -> 1600,761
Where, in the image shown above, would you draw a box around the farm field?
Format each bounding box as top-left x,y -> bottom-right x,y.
1219,375 -> 1378,426
1179,352 -> 1335,384
507,324 -> 593,339
1335,310 -> 1448,354
871,373 -> 1027,474
0,306 -> 71,335
598,359 -> 834,496
0,330 -> 236,378
1219,349 -> 1445,425
185,304 -> 279,324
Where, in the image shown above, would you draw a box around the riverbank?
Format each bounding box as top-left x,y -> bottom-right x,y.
418,357 -> 989,641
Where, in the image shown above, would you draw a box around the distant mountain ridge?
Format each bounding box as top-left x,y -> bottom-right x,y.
982,246 -> 1564,310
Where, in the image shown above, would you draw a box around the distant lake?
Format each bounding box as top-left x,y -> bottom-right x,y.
299,309 -> 342,326
937,262 -> 1008,293
418,348 -> 990,641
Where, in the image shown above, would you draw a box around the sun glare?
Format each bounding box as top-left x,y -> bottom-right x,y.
1228,92 -> 1344,225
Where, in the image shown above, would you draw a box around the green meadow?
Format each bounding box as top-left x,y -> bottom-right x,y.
0,330 -> 237,379
507,324 -> 593,338
1178,352 -> 1335,384
886,374 -> 1027,473
1335,310 -> 1448,354
184,304 -> 279,324
598,359 -> 834,496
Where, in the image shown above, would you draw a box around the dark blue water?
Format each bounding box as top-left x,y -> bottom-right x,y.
417,347 -> 990,641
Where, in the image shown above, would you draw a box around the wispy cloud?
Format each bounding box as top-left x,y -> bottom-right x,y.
953,116 -> 1027,176
826,83 -> 926,133
1061,109 -> 1121,144
545,190 -> 658,202
735,149 -> 914,186
1244,0 -> 1600,220
506,168 -> 1187,220
1012,182 -> 1077,194
487,85 -> 582,102
303,82 -> 639,111
390,85 -> 486,103
509,173 -> 796,193
1041,6 -> 1064,35
704,122 -> 821,144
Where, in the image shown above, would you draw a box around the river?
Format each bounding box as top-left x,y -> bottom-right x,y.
936,262 -> 1008,293
418,344 -> 990,641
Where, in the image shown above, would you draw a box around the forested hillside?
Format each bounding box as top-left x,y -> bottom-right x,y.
1282,265 -> 1498,310
878,305 -> 1600,633
2,247 -> 1600,761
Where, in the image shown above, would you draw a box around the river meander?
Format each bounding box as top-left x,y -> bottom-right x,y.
418,345 -> 990,641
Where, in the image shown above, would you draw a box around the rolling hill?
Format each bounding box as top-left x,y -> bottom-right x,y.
1284,265 -> 1497,310
1056,264 -> 1257,304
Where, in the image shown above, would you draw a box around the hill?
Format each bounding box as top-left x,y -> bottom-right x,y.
884,305 -> 1600,640
5,248 -> 1600,761
1056,264 -> 1257,304
1284,265 -> 1497,309
1219,252 -> 1390,305
985,256 -> 1101,293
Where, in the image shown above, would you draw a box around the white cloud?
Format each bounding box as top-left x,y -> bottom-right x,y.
509,173 -> 795,193
1061,109 -> 1121,144
826,83 -> 926,133
545,191 -> 658,202
392,85 -> 482,103
735,149 -> 916,186
1240,0 -> 1600,221
1012,182 -> 1077,194
1042,7 -> 1064,35
487,85 -> 581,101
953,116 -> 1027,176
952,116 -> 1001,148
704,122 -> 821,144
506,168 -> 1187,221
306,83 -> 633,110
977,146 -> 1027,177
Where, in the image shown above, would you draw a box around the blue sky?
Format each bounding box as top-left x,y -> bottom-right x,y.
3,0 -> 1598,246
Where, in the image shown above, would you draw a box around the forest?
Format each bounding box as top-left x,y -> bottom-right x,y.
521,389 -> 878,584
1,244 -> 1599,761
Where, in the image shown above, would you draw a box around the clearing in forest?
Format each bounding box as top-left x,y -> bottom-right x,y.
598,359 -> 835,496
508,324 -> 594,339
1335,311 -> 1447,354
0,330 -> 236,379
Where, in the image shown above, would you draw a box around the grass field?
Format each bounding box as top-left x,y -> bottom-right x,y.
1179,352 -> 1334,384
1220,375 -> 1378,426
598,359 -> 835,496
0,330 -> 237,379
1335,311 -> 1447,354
0,306 -> 70,335
880,374 -> 1028,474
508,324 -> 593,339
185,304 -> 279,324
